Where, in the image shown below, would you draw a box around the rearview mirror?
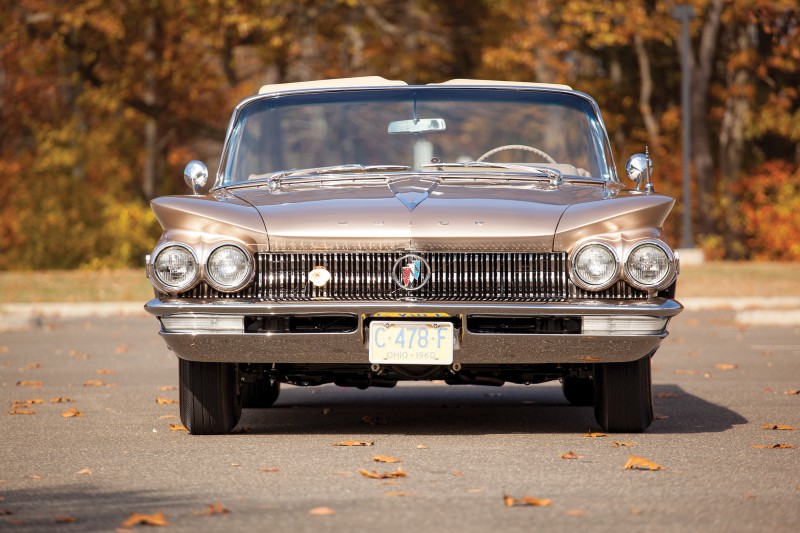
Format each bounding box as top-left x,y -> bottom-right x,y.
388,118 -> 446,134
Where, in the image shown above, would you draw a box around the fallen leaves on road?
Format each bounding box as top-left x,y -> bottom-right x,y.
655,393 -> 677,398
784,390 -> 800,395
584,432 -> 607,438
362,415 -> 387,426
195,502 -> 230,516
169,424 -> 188,431
715,363 -> 738,371
674,370 -> 700,375
384,492 -> 414,497
333,441 -> 374,447
308,506 -> 336,516
115,343 -> 132,354
76,468 -> 92,475
503,495 -> 552,507
7,409 -> 36,415
257,468 -> 279,473
158,415 -> 177,420
763,424 -> 797,431
623,455 -> 664,471
358,467 -> 407,479
83,380 -> 114,387
156,397 -> 178,405
19,362 -> 42,371
752,443 -> 794,449
16,380 -> 42,388
49,397 -> 73,403
61,408 -> 83,418
565,509 -> 585,517
121,512 -> 169,527
612,442 -> 637,448
94,368 -> 115,375
372,455 -> 401,463
560,451 -> 581,460
157,385 -> 177,391
29,475 -> 45,479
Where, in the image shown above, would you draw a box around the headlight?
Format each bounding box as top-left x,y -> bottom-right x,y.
152,244 -> 198,291
626,242 -> 672,289
572,243 -> 618,290
206,244 -> 252,291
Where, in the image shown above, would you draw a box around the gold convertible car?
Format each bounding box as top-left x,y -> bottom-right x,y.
144,77 -> 682,434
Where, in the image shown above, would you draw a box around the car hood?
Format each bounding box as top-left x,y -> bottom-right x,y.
223,178 -> 673,252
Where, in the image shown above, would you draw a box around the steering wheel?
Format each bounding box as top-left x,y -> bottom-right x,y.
477,144 -> 557,164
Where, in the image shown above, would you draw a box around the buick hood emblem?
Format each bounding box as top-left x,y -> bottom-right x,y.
388,178 -> 438,211
392,254 -> 431,291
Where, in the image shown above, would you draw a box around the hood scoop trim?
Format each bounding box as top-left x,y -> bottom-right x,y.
388,178 -> 439,212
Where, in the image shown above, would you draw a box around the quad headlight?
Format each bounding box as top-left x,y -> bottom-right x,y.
572,243 -> 618,290
625,242 -> 673,289
206,244 -> 253,291
152,244 -> 199,292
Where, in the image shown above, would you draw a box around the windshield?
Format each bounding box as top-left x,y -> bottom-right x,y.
220,88 -> 616,186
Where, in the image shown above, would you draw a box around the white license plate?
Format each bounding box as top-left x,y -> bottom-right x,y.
369,321 -> 454,365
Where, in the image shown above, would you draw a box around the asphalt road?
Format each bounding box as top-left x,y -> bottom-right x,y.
1,310 -> 798,532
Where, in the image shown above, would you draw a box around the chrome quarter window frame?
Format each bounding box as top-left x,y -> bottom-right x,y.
148,242 -> 201,294
204,242 -> 256,293
570,241 -> 620,292
623,240 -> 677,292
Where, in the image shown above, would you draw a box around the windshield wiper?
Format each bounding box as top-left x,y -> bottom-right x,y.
420,161 -> 563,186
262,164 -> 412,191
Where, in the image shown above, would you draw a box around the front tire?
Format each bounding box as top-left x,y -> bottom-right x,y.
179,359 -> 241,435
593,354 -> 654,433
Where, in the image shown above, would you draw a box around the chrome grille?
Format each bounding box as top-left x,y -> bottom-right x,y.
569,280 -> 648,299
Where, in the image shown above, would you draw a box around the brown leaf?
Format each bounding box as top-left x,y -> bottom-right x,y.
384,492 -> 414,497
49,397 -> 73,403
784,390 -> 800,395
156,397 -> 178,405
30,475 -> 45,479
257,467 -> 280,473
372,455 -> 401,463
169,424 -> 188,431
560,451 -> 581,460
121,512 -> 169,527
655,393 -> 677,398
196,502 -> 230,516
19,362 -> 42,371
83,380 -> 105,387
76,468 -> 92,475
54,515 -> 77,524
95,368 -> 115,375
157,385 -> 177,391
752,443 -> 794,449
12,398 -> 44,405
504,495 -> 552,507
715,363 -> 738,371
362,415 -> 387,426
16,380 -> 42,388
584,432 -> 607,438
333,441 -> 374,447
763,424 -> 797,431
674,369 -> 700,375
612,441 -> 637,448
62,408 -> 84,418
308,506 -> 336,516
623,454 -> 664,471
7,409 -> 36,415
565,509 -> 585,517
158,415 -> 178,420
358,467 -> 407,479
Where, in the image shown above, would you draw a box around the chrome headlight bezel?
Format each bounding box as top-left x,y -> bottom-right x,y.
624,240 -> 676,291
148,242 -> 200,294
205,242 -> 255,293
570,242 -> 620,291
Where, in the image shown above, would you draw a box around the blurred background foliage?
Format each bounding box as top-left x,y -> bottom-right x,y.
0,0 -> 798,269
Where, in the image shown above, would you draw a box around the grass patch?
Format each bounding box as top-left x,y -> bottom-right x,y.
1,262 -> 798,303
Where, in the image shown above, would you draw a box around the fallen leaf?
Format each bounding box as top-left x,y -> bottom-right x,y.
584,432 -> 607,438
8,409 -> 37,415
467,488 -> 485,494
358,467 -> 407,479
12,399 -> 44,406
560,451 -> 581,460
30,475 -> 45,479
121,512 -> 169,527
156,397 -> 178,405
169,424 -> 188,431
83,380 -> 105,387
704,372 -> 712,379
655,393 -> 677,398
62,408 -> 84,418
752,443 -> 794,449
115,343 -> 132,354
0,346 -> 8,353
763,424 -> 797,431
157,385 -> 177,391
16,380 -> 42,388
257,467 -> 280,473
76,468 -> 92,475
230,463 -> 241,467
19,362 -> 42,371
629,508 -> 643,516
95,368 -> 115,375
612,441 -> 637,448
384,492 -> 414,497
452,471 -> 465,476
196,502 -> 230,516
565,509 -> 586,517
416,444 -> 428,449
674,369 -> 700,375
322,407 -> 332,415
504,495 -> 552,507
333,441 -> 374,447
623,454 -> 664,471
362,415 -> 387,425
715,363 -> 738,371
372,455 -> 401,463
308,506 -> 336,516
54,515 -> 77,524
49,397 -> 73,403
158,415 -> 177,420
784,390 -> 800,395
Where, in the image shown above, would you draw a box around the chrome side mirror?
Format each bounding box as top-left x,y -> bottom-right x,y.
625,152 -> 654,192
184,160 -> 208,195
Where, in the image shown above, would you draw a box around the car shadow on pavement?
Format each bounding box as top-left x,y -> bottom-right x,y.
237,383 -> 747,436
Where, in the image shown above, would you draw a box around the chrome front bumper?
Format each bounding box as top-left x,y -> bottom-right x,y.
144,298 -> 683,364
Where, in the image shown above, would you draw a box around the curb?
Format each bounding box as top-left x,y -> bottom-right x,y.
0,302 -> 146,332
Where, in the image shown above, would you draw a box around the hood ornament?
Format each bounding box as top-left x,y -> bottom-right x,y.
388,178 -> 438,212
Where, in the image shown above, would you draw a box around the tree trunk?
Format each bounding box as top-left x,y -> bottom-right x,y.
143,15 -> 159,200
634,34 -> 660,151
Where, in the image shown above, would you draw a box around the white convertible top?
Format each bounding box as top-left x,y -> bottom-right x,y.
258,76 -> 572,95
